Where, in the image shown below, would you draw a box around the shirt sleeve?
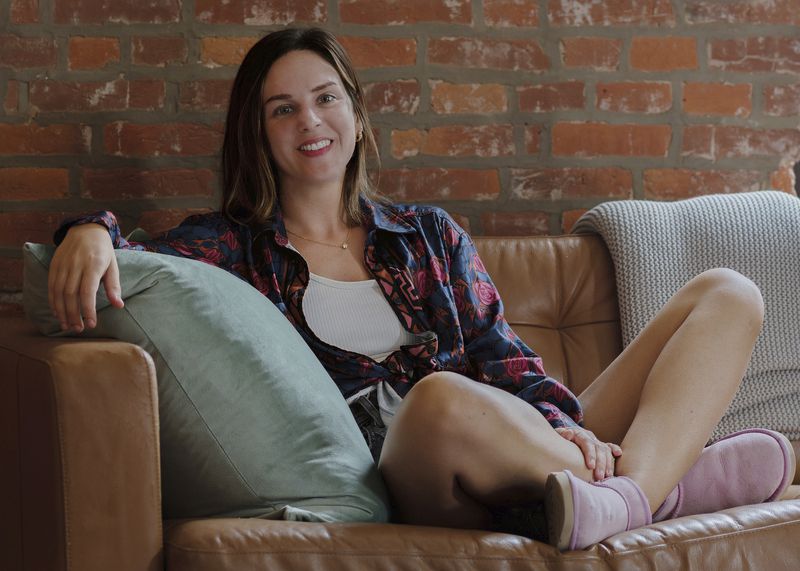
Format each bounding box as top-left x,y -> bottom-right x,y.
53,211 -> 245,273
441,214 -> 583,429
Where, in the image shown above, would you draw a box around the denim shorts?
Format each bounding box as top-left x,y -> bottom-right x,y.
348,390 -> 387,462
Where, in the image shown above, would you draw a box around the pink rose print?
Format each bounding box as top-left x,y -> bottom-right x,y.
505,358 -> 529,384
444,225 -> 459,248
472,253 -> 486,274
430,257 -> 445,283
474,280 -> 499,307
415,269 -> 432,298
532,356 -> 545,376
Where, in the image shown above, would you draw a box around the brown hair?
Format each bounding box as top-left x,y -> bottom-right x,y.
221,27 -> 381,228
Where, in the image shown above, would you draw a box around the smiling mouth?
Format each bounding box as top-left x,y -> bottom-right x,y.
298,139 -> 332,152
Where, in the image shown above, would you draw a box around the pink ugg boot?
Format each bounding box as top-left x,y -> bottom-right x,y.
545,470 -> 652,551
653,428 -> 795,522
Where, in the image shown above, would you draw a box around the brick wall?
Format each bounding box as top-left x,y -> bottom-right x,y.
2,0 -> 799,313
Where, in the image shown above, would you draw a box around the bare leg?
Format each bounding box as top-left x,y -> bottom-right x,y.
379,268 -> 763,528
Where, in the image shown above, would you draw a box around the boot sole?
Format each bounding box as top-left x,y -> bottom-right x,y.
545,471 -> 574,550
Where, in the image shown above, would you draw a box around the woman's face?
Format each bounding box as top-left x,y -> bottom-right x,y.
262,50 -> 361,192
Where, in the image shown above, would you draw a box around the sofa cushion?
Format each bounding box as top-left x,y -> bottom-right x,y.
22,243 -> 389,523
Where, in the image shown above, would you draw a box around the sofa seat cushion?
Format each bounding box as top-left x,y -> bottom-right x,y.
165,501 -> 800,571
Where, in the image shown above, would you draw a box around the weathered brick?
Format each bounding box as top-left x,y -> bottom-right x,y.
0,258 -> 23,291
200,37 -> 259,67
525,125 -> 541,154
643,169 -> 764,200
429,38 -> 549,71
484,0 -> 538,27
55,0 -> 180,23
0,124 -> 90,155
30,79 -> 165,112
136,208 -> 215,236
552,123 -> 671,157
11,0 -> 38,23
448,212 -> 471,233
562,209 -> 588,233
196,0 -> 326,24
770,164 -> 796,194
104,122 -> 223,157
4,80 -> 20,114
764,84 -> 800,117
631,37 -> 698,71
597,82 -> 672,113
82,168 -> 216,199
481,211 -> 549,236
132,36 -> 187,66
179,80 -> 233,111
364,80 -> 420,114
0,36 -> 56,69
682,125 -> 800,160
518,82 -> 585,112
0,212 -> 71,248
549,0 -> 675,26
710,37 -> 800,73
430,81 -> 507,114
561,37 -> 622,70
380,169 -> 500,201
511,168 -> 633,200
0,296 -> 24,317
341,0 -> 470,24
0,168 -> 69,199
685,0 -> 800,26
339,37 -> 416,68
683,82 -> 752,117
68,37 -> 119,70
391,125 -> 514,159
681,125 -> 714,160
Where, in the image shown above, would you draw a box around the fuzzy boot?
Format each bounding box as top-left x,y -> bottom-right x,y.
653,428 -> 795,522
545,470 -> 652,551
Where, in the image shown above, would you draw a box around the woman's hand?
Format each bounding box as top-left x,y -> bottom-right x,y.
48,223 -> 124,333
555,426 -> 622,481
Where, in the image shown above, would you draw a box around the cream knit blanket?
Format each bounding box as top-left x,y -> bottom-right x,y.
573,191 -> 800,441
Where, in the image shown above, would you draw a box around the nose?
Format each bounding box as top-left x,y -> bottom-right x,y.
297,105 -> 321,131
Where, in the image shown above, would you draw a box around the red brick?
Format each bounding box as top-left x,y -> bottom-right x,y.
339,37 -> 416,68
0,296 -> 25,317
525,125 -> 541,154
68,37 -> 119,70
0,212 -> 71,248
484,0 -> 538,27
379,169 -> 500,201
511,168 -> 633,200
132,36 -> 187,66
770,164 -> 796,195
200,37 -> 259,67
644,169 -> 764,200
683,82 -> 752,117
11,0 -> 38,23
429,38 -> 549,71
195,0 -> 326,24
55,0 -> 180,23
179,80 -> 233,112
82,168 -> 216,200
341,0 -> 470,24
104,122 -> 223,157
0,36 -> 56,69
0,258 -> 23,291
561,37 -> 622,70
136,208 -> 215,236
481,211 -> 549,236
518,82 -> 585,112
562,209 -> 588,233
4,80 -> 20,114
681,125 -> 714,160
549,0 -> 675,26
710,37 -> 800,73
30,79 -> 165,112
0,168 -> 69,200
685,0 -> 800,26
391,125 -> 515,159
764,84 -> 800,117
364,80 -> 420,114
0,124 -> 90,155
448,212 -> 471,233
630,37 -> 698,71
552,123 -> 671,157
682,125 -> 800,160
430,81 -> 507,114
597,82 -> 672,113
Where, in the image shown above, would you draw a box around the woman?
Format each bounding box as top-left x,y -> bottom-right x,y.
48,27 -> 794,550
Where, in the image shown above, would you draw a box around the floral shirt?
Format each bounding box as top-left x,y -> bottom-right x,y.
55,197 -> 583,429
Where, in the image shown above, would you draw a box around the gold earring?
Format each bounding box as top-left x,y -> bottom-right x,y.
356,130 -> 363,142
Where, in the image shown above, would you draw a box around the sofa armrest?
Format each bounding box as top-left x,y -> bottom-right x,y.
0,317 -> 163,571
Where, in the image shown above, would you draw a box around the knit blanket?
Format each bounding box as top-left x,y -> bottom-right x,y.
572,191 -> 800,441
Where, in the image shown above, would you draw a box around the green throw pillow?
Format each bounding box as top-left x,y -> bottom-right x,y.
23,243 -> 389,523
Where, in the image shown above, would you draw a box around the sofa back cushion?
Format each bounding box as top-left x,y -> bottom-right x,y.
22,244 -> 389,523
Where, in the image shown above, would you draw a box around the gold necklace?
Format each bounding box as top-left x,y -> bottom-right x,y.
286,226 -> 352,249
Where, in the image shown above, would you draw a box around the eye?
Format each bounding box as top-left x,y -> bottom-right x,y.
318,93 -> 337,104
272,104 -> 293,116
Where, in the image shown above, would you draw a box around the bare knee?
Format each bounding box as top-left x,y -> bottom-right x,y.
688,268 -> 764,331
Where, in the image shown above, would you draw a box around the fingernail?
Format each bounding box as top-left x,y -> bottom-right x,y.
86,319 -> 95,328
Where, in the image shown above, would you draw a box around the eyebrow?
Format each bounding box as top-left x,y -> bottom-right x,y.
264,81 -> 338,105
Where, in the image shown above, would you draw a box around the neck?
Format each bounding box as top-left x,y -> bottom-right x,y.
279,179 -> 350,237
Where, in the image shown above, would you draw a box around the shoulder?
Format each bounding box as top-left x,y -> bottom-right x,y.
377,202 -> 467,240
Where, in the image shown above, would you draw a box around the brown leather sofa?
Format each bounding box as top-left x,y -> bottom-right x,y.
3,233 -> 800,571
